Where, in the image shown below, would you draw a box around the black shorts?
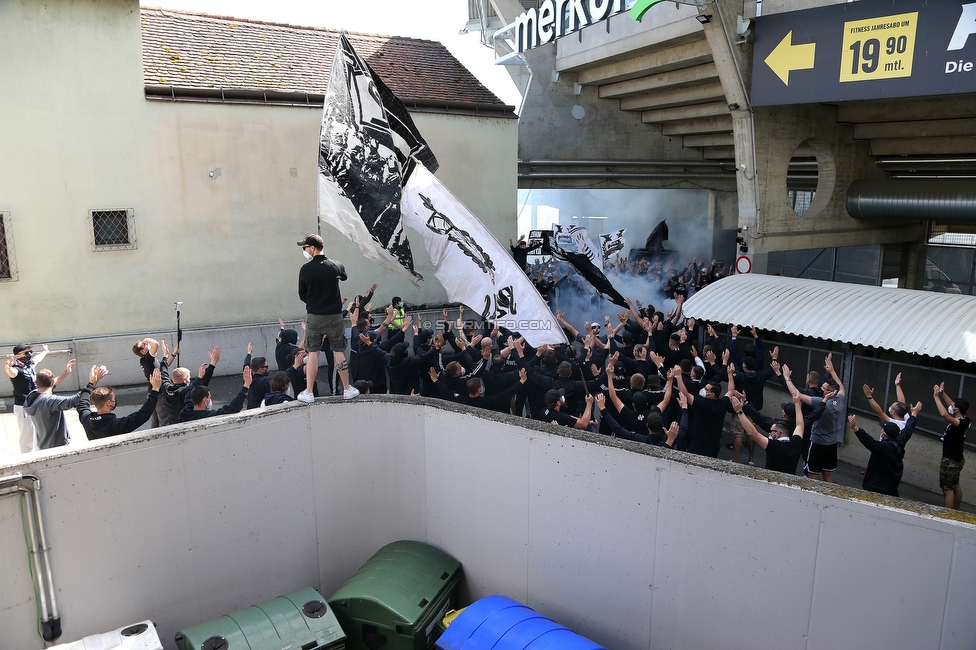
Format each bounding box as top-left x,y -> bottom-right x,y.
805,442 -> 837,474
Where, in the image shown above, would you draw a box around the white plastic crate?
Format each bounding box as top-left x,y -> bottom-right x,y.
49,621 -> 161,650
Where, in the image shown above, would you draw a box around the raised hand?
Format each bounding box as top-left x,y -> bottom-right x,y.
90,365 -> 108,384
729,394 -> 743,412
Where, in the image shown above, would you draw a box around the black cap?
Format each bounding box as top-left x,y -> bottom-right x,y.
881,422 -> 901,438
545,388 -> 566,407
353,380 -> 373,393
12,343 -> 31,354
297,234 -> 324,249
781,402 -> 796,420
632,391 -> 650,411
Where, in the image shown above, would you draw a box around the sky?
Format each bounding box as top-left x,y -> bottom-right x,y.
140,0 -> 522,106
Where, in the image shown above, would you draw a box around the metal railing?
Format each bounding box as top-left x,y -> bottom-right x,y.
762,340 -> 968,440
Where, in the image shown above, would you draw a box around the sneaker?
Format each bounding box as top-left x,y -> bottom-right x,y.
343,387 -> 360,400
747,461 -> 755,466
296,390 -> 314,404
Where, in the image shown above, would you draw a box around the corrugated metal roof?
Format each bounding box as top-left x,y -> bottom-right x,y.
684,274 -> 976,363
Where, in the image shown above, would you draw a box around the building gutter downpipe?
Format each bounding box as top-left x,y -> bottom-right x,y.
0,473 -> 60,642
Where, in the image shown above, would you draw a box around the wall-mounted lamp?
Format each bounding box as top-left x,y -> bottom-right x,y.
695,14 -> 711,24
551,70 -> 560,83
728,102 -> 740,111
573,83 -> 583,95
736,15 -> 752,37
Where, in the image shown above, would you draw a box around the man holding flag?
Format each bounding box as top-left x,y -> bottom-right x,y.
297,234 -> 359,401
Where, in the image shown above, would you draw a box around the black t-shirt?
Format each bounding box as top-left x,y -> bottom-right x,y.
688,396 -> 731,458
8,361 -> 36,405
535,407 -> 578,428
139,352 -> 157,380
942,416 -> 970,462
764,435 -> 803,474
617,404 -> 660,434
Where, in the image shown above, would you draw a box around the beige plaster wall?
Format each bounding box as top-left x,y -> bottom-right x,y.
0,0 -> 517,344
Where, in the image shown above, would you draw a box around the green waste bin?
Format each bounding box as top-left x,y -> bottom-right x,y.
328,540 -> 462,650
174,587 -> 346,650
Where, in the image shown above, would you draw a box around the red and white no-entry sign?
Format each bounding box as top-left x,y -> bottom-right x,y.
735,254 -> 752,274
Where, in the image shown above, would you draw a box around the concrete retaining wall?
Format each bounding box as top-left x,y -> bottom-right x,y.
1,398 -> 974,650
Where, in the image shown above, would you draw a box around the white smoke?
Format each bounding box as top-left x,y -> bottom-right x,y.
519,187 -> 712,330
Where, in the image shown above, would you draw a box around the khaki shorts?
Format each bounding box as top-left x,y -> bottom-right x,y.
305,313 -> 347,353
731,417 -> 745,438
940,456 -> 965,491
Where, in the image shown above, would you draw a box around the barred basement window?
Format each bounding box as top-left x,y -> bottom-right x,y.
89,209 -> 137,251
0,212 -> 16,280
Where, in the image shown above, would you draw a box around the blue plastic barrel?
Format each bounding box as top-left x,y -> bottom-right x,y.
435,595 -> 605,650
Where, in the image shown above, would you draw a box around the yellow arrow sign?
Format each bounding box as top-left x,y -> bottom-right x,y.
764,31 -> 816,86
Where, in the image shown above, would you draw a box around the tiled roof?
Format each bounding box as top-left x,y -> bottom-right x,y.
141,8 -> 511,111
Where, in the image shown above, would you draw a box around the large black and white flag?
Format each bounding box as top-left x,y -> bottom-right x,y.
550,227 -> 629,309
318,34 -> 437,287
552,224 -> 603,271
600,228 -> 626,260
401,165 -> 567,347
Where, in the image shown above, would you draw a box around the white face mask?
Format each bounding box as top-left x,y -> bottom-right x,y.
303,250 -> 313,261
948,405 -> 956,416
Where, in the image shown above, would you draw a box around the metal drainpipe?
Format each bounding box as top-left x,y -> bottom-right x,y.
0,473 -> 61,642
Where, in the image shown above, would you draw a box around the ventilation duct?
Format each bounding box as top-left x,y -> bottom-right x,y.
846,179 -> 976,222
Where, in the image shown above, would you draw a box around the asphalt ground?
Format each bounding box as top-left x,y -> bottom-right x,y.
2,372 -> 972,514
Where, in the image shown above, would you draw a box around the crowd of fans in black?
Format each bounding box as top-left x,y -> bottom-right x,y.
6,244 -> 969,510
